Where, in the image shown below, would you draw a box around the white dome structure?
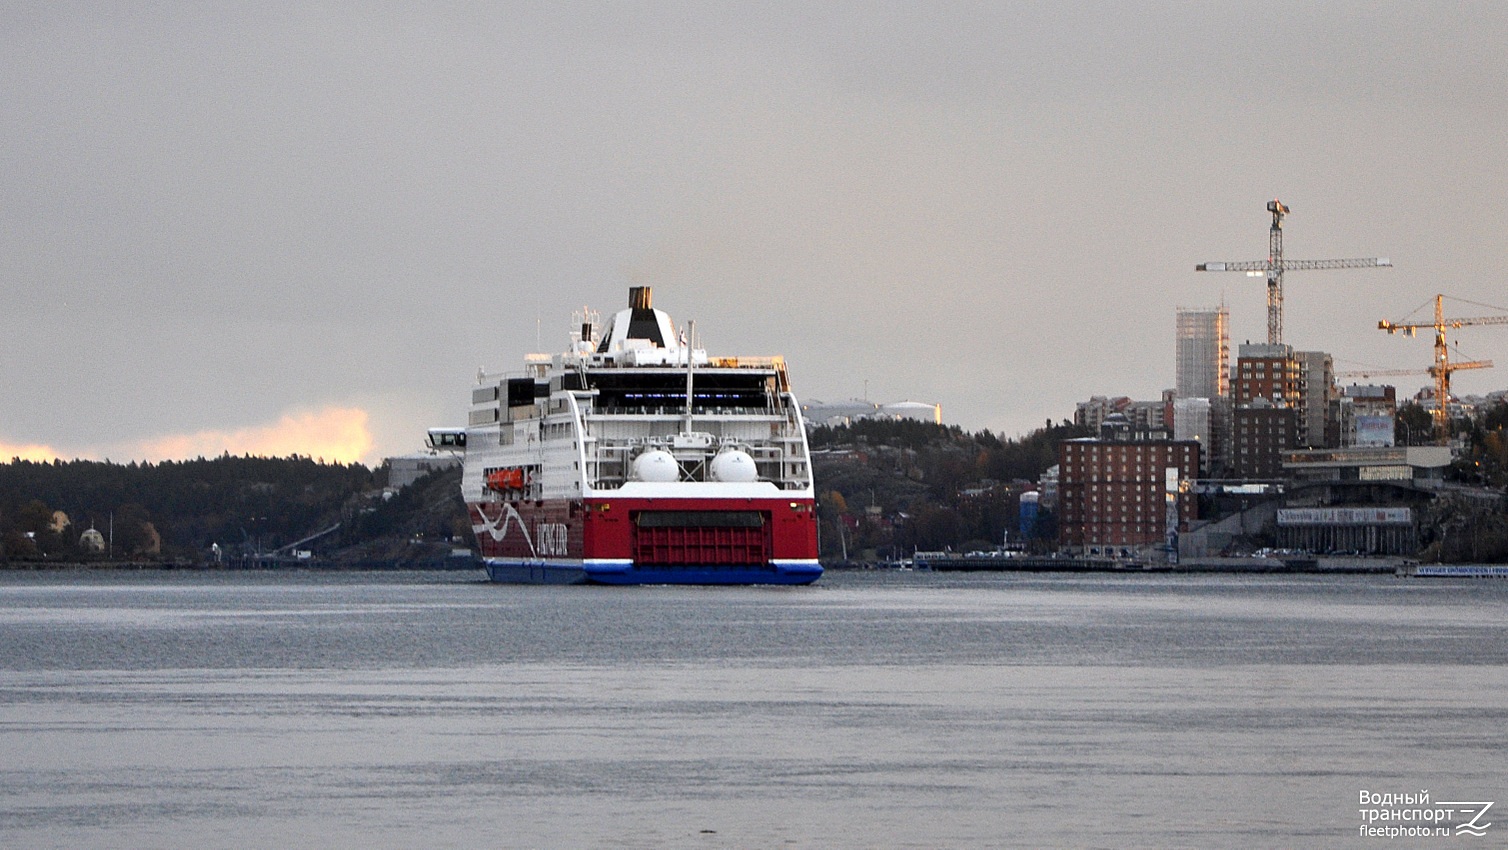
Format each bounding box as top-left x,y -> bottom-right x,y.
709,449 -> 758,483
631,449 -> 680,482
79,527 -> 106,554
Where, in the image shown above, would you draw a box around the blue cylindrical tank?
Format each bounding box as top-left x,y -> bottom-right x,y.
1019,491 -> 1040,539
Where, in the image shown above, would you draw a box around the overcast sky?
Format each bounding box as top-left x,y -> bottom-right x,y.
4,2 -> 1507,465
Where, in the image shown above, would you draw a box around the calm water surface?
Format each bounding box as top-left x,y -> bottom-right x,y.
0,569 -> 1504,848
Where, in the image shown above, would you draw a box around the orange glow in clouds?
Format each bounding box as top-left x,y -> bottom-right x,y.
135,407 -> 376,465
0,442 -> 62,462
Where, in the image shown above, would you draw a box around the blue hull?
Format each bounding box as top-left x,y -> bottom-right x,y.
484,562 -> 589,584
484,560 -> 822,586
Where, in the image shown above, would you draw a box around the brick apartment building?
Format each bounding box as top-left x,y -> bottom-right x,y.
1057,418 -> 1200,554
1230,342 -> 1334,478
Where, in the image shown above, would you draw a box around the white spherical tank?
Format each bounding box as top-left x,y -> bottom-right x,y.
709,449 -> 758,483
631,449 -> 680,482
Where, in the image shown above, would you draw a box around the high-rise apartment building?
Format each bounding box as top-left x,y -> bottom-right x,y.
1233,343 -> 1334,450
1294,350 -> 1335,449
1228,342 -> 1341,478
1074,394 -> 1172,435
1175,306 -> 1230,400
1231,342 -> 1299,478
1232,403 -> 1298,479
1233,343 -> 1300,407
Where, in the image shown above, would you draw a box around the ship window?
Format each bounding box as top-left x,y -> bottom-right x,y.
589,371 -> 775,413
506,377 -> 537,407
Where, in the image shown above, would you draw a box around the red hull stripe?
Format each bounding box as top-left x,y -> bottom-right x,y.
469,497 -> 816,564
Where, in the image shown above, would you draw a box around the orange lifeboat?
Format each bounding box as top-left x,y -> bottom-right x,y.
485,467 -> 526,492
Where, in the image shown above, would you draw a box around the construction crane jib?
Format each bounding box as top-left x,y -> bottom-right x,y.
1379,294 -> 1508,439
1197,200 -> 1391,346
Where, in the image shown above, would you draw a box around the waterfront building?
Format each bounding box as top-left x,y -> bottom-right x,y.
1057,417 -> 1200,554
1274,506 -> 1418,555
1282,445 -> 1450,487
1273,444 -> 1450,555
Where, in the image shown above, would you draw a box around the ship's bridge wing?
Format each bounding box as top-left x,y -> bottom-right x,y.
427,427 -> 466,450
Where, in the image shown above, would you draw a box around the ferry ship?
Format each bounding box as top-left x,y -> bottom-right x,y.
428,287 -> 821,585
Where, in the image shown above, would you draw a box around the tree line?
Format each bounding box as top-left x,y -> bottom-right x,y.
808,418 -> 1089,560
5,399 -> 1505,565
0,455 -> 377,562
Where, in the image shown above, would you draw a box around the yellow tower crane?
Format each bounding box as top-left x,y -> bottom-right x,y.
1334,368 -> 1428,380
1378,294 -> 1508,439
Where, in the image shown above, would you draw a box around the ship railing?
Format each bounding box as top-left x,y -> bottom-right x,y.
600,434 -> 796,452
586,403 -> 784,417
584,437 -> 810,490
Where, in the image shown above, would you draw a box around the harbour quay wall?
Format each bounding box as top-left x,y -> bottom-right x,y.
912,554 -> 1404,574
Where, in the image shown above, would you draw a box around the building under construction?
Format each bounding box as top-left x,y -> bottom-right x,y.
1175,306 -> 1229,400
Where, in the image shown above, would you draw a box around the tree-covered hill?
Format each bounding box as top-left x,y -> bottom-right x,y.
0,455 -> 468,565
808,418 -> 1089,560
14,400 -> 1501,567
2,419 -> 1085,566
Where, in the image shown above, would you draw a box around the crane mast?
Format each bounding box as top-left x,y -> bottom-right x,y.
1197,199 -> 1391,345
1266,199 -> 1287,346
